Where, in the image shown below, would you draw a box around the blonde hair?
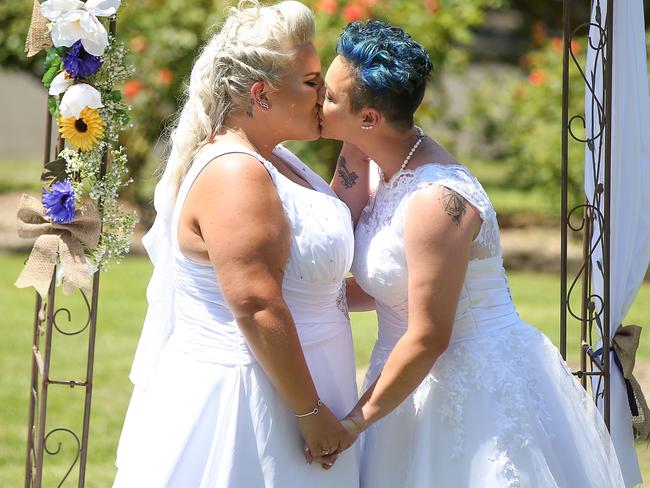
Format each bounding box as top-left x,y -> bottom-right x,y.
165,0 -> 315,193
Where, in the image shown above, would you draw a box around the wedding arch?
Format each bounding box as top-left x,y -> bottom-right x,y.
19,1 -> 135,485
560,0 -> 650,486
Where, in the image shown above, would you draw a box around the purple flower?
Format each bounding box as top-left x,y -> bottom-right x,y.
42,180 -> 76,224
63,41 -> 103,79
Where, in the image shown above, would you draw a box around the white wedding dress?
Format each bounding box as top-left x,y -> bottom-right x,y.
352,163 -> 625,487
114,144 -> 359,487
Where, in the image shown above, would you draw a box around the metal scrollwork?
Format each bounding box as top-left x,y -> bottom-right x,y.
52,290 -> 92,336
560,0 -> 612,428
44,428 -> 81,487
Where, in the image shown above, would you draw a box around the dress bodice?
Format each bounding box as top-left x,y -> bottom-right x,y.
169,143 -> 354,365
352,163 -> 519,350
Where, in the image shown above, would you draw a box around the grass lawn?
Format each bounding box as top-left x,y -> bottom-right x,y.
1,254 -> 649,485
0,159 -> 42,194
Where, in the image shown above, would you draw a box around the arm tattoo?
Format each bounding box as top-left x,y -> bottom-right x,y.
440,188 -> 467,226
337,155 -> 359,189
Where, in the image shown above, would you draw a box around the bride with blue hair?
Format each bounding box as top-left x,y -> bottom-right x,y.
321,19 -> 626,487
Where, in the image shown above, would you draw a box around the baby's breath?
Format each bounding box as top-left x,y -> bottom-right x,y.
55,35 -> 138,268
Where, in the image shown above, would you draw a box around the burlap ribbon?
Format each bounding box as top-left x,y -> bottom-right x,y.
612,324 -> 650,440
14,194 -> 101,298
25,0 -> 52,57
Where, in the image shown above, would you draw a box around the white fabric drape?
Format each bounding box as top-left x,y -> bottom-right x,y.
584,1 -> 650,486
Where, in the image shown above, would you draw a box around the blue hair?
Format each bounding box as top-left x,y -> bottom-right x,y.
337,20 -> 433,128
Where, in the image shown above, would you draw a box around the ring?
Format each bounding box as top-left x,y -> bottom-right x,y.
321,448 -> 333,455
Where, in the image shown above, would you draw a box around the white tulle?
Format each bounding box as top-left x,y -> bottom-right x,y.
352,162 -> 625,487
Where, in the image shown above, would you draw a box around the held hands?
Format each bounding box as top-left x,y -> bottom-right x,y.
322,406 -> 366,467
296,401 -> 357,470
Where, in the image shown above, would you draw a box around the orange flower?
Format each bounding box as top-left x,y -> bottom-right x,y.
551,37 -> 563,53
570,40 -> 581,54
157,69 -> 174,85
528,70 -> 548,86
316,0 -> 337,14
129,35 -> 147,54
343,3 -> 366,22
423,0 -> 439,13
123,79 -> 143,99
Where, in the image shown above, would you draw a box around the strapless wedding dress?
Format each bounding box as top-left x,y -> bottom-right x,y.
114,144 -> 359,487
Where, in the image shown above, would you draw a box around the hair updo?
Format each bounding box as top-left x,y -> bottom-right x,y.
165,0 -> 314,193
336,20 -> 432,130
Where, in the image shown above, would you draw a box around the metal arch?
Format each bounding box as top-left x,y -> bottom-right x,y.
560,0 -> 613,429
24,17 -> 117,488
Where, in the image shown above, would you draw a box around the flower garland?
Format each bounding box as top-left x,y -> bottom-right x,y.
28,0 -> 137,270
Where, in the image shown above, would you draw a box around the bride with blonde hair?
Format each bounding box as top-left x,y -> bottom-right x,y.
113,2 -> 358,486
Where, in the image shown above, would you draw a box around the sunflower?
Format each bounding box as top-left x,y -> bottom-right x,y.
59,107 -> 105,151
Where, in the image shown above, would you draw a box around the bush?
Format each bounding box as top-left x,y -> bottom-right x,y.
1,0 -> 502,207
463,30 -> 650,213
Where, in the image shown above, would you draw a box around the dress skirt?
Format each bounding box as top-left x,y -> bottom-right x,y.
114,327 -> 359,487
359,322 -> 624,488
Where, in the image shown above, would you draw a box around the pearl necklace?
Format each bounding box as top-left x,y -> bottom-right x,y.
400,125 -> 425,171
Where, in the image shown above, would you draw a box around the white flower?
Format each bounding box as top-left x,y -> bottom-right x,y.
59,83 -> 104,118
40,0 -> 85,18
40,0 -> 121,56
84,0 -> 121,17
48,71 -> 75,96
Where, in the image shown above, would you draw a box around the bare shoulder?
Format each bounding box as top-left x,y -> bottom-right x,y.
196,151 -> 275,194
186,149 -> 284,228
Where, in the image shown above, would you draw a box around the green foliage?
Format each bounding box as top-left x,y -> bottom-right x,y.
463,33 -> 650,214
0,1 -> 41,76
2,0 -> 501,203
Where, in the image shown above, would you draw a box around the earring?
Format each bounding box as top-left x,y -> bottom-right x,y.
361,125 -> 373,130
258,100 -> 270,109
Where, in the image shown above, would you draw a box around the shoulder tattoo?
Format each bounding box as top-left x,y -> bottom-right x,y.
439,188 -> 467,226
337,155 -> 358,189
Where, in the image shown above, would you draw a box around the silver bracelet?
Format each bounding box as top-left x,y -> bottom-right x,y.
294,399 -> 323,418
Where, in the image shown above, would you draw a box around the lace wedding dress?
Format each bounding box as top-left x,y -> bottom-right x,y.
352,162 -> 624,487
113,144 -> 359,487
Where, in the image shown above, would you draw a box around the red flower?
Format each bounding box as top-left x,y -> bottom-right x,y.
157,69 -> 174,85
316,0 -> 337,14
343,3 -> 367,22
123,79 -> 143,98
129,35 -> 147,54
551,37 -> 563,53
422,0 -> 439,13
570,40 -> 581,54
528,70 -> 548,86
